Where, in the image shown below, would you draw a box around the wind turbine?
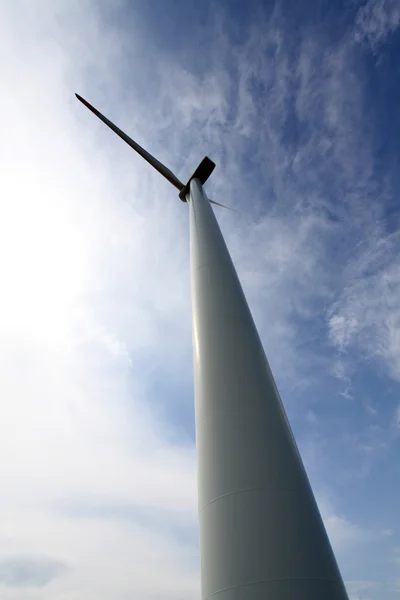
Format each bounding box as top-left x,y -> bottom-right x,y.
76,93 -> 349,600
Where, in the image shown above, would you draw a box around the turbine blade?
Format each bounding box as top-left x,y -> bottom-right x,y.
75,94 -> 184,191
210,199 -> 239,213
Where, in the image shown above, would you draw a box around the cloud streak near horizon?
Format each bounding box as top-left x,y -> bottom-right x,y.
1,1 -> 400,599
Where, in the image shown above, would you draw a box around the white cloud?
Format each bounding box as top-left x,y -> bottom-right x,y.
346,579 -> 377,600
315,494 -> 369,554
0,2 -> 200,598
324,513 -> 366,549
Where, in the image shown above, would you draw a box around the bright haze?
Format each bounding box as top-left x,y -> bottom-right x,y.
1,1 -> 399,599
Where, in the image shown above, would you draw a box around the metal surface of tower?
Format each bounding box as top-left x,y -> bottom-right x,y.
76,93 -> 350,600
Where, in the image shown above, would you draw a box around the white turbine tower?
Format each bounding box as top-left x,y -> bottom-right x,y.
76,93 -> 349,600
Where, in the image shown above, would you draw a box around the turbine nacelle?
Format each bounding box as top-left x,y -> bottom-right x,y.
178,156 -> 215,202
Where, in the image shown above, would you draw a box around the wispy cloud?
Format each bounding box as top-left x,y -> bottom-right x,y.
354,0 -> 400,51
346,579 -> 378,600
1,0 -> 400,598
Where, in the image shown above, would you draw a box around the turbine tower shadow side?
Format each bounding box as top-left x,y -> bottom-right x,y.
76,93 -> 350,600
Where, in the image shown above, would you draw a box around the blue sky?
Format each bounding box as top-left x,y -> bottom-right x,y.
1,0 -> 400,599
